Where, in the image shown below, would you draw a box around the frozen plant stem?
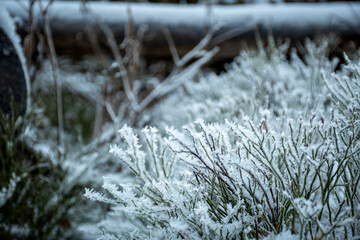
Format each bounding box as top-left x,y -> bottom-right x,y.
138,47 -> 219,112
40,0 -> 64,147
88,7 -> 139,111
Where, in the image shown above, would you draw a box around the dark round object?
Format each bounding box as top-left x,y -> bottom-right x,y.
0,28 -> 27,118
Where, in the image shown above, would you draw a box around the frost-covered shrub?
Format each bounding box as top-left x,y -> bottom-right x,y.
85,41 -> 360,239
149,39 -> 338,128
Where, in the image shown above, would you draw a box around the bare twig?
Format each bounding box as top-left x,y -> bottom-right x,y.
83,6 -> 139,111
137,23 -> 221,112
138,46 -> 219,112
23,0 -> 36,70
177,23 -> 221,68
39,0 -> 63,148
210,22 -> 253,46
163,27 -> 180,67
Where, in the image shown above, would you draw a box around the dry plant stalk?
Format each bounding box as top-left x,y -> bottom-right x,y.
80,1 -> 220,126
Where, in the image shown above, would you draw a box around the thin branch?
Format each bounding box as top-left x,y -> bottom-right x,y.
163,27 -> 180,67
39,0 -> 63,148
138,47 -> 219,112
81,4 -> 139,111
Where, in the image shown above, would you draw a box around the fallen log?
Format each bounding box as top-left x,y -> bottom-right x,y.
2,1 -> 360,61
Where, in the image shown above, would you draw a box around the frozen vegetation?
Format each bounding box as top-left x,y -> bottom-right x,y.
84,39 -> 360,239
1,5 -> 360,240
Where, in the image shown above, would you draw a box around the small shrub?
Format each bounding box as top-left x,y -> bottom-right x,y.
85,43 -> 360,239
0,110 -> 88,240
